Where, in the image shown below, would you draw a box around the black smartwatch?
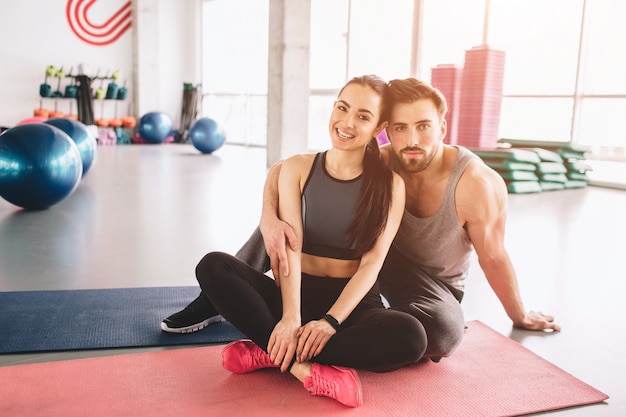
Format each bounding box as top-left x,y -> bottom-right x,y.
322,314 -> 341,331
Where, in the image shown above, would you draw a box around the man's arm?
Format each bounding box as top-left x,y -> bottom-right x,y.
259,161 -> 298,281
458,161 -> 561,331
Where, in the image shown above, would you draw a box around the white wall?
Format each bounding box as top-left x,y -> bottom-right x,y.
0,0 -> 200,129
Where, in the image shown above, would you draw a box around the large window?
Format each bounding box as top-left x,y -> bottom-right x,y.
583,0 -> 626,94
202,0 -> 626,159
488,0 -> 583,143
418,0 -> 485,78
579,0 -> 626,154
201,0 -> 268,146
308,0 -> 414,150
420,0 -> 626,156
490,0 -> 583,96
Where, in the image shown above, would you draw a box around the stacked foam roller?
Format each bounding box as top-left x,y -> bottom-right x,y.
456,45 -> 506,149
431,64 -> 463,145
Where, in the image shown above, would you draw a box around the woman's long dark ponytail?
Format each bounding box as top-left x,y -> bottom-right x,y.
342,75 -> 394,257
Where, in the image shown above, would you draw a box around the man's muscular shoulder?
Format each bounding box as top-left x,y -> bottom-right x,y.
284,153 -> 315,168
456,159 -> 508,221
282,153 -> 317,180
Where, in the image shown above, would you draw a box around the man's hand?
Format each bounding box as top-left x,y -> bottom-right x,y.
260,216 -> 297,285
514,311 -> 561,332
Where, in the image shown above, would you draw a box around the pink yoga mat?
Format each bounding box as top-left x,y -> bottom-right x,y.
0,321 -> 608,417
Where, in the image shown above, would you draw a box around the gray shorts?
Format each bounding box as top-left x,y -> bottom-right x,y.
379,246 -> 465,360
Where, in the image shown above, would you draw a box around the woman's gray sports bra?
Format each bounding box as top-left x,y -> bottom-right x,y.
301,152 -> 362,260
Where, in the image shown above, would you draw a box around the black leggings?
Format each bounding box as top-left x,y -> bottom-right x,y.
196,251 -> 427,373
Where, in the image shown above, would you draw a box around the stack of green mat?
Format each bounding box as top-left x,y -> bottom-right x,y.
499,139 -> 591,189
518,148 -> 567,191
564,159 -> 594,186
469,148 -> 543,194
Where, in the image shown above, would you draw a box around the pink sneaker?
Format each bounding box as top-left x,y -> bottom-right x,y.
221,340 -> 278,374
303,363 -> 363,407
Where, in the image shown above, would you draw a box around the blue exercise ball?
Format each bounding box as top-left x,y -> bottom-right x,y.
45,117 -> 97,177
138,112 -> 173,144
189,118 -> 226,154
0,123 -> 82,210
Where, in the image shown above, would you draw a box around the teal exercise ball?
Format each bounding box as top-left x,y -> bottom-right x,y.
138,112 -> 173,144
0,123 -> 82,210
189,118 -> 226,154
45,117 -> 97,177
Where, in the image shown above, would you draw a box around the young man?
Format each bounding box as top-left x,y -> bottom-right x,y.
162,78 -> 560,361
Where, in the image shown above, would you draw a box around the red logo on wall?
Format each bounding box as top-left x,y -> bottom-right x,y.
66,0 -> 132,46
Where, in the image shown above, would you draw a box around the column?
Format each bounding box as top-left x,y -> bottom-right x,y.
266,0 -> 311,167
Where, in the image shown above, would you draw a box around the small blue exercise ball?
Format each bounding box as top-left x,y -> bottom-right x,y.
189,118 -> 226,154
0,123 -> 82,210
45,117 -> 97,177
138,112 -> 173,144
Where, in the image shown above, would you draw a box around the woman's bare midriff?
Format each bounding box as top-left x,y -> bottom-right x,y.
301,253 -> 360,279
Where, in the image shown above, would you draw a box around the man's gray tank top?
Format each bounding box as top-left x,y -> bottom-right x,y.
390,146 -> 479,292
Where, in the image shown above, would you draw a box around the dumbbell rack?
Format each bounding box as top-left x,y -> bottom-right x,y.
37,73 -> 130,127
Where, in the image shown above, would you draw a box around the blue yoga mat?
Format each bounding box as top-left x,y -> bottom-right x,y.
0,286 -> 245,354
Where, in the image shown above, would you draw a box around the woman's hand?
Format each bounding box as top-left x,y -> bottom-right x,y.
296,319 -> 336,363
267,318 -> 300,372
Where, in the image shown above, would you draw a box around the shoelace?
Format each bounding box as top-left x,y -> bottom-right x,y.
311,372 -> 337,398
248,346 -> 273,369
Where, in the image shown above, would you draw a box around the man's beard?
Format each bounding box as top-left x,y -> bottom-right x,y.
396,146 -> 435,173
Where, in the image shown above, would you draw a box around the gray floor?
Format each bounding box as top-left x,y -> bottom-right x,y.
1,144 -> 624,416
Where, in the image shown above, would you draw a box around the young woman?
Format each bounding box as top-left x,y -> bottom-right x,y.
196,75 -> 426,407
